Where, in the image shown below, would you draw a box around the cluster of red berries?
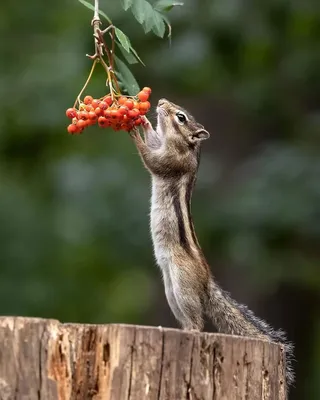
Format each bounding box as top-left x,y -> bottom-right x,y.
66,87 -> 151,135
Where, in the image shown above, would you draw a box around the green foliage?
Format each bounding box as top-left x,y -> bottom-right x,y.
114,55 -> 140,95
76,0 -> 181,93
121,0 -> 183,37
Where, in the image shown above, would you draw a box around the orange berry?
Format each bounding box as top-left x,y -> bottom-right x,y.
110,109 -> 119,119
66,108 -> 78,119
118,96 -> 127,105
137,91 -> 149,102
99,101 -> 108,110
67,124 -> 78,134
79,111 -> 89,120
142,87 -> 151,94
139,101 -> 150,115
84,95 -> 93,105
118,106 -> 128,116
128,108 -> 140,118
104,109 -> 112,118
95,107 -> 102,116
91,99 -> 100,109
98,116 -> 106,127
134,118 -> 142,126
88,111 -> 97,120
124,100 -> 134,110
105,96 -> 113,106
77,119 -> 88,129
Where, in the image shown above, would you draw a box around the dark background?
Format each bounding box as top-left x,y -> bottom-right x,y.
1,1 -> 319,398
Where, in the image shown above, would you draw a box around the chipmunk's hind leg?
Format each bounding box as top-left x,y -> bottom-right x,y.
170,267 -> 204,331
162,269 -> 187,327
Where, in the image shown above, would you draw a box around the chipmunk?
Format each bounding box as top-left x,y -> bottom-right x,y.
130,98 -> 294,388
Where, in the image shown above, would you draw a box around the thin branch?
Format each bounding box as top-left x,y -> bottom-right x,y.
92,0 -> 103,58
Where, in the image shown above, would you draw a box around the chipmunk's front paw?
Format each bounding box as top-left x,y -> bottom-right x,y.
129,130 -> 144,145
141,116 -> 153,130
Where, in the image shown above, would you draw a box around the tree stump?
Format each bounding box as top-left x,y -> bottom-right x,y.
0,317 -> 287,400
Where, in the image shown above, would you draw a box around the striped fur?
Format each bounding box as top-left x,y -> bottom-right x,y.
130,98 -> 294,388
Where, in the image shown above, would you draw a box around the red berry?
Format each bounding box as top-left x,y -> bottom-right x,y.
77,119 -> 87,129
118,96 -> 127,105
137,91 -> 149,102
98,116 -> 108,127
104,109 -> 112,118
134,118 -> 142,126
139,101 -> 150,114
118,106 -> 128,116
110,109 -> 119,119
66,108 -> 78,119
142,87 -> 151,94
67,124 -> 78,134
79,111 -> 89,120
88,111 -> 97,120
124,100 -> 134,110
95,107 -> 102,116
84,96 -> 93,105
128,108 -> 140,118
105,96 -> 113,106
91,99 -> 100,109
99,101 -> 108,110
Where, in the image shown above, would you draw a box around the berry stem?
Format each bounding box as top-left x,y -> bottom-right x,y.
74,59 -> 98,108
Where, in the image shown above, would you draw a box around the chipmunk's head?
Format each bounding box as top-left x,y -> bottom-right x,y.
156,98 -> 210,147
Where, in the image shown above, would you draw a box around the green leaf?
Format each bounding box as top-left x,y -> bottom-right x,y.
114,27 -> 145,65
151,11 -> 166,38
131,0 -> 153,24
129,46 -> 145,66
154,0 -> 184,12
116,41 -> 138,64
115,27 -> 130,53
78,0 -> 112,24
120,0 -> 133,11
143,6 -> 155,33
114,55 -> 140,95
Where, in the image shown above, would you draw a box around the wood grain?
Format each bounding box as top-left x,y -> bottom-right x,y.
0,317 -> 287,400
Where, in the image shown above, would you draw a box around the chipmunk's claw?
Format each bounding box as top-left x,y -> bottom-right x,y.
129,129 -> 143,142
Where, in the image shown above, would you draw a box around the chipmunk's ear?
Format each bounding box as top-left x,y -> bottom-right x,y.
191,129 -> 210,142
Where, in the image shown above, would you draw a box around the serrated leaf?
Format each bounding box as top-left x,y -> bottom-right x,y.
143,6 -> 155,33
131,0 -> 148,24
114,55 -> 140,95
115,27 -> 130,53
129,46 -> 145,66
116,41 -> 138,64
120,0 -> 133,11
154,0 -> 184,12
115,29 -> 145,66
78,0 -> 112,24
151,11 -> 166,38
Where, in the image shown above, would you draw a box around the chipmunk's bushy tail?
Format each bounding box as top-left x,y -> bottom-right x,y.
207,279 -> 295,388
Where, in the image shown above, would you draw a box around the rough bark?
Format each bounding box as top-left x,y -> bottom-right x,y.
0,317 -> 287,400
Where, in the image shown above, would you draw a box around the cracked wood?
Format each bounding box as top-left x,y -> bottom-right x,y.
0,317 -> 287,400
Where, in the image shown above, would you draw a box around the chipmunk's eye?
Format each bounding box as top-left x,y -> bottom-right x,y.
175,111 -> 187,124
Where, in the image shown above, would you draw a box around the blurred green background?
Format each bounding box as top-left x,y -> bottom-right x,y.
0,0 -> 319,398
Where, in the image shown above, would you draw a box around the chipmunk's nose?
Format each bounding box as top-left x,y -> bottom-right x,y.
158,98 -> 169,107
